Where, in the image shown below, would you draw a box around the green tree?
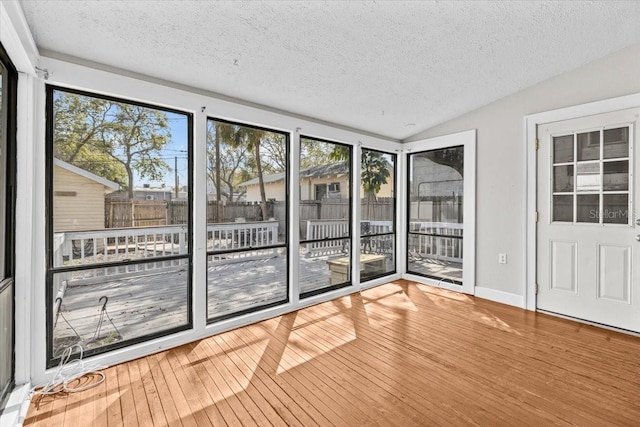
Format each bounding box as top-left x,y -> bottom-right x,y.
301,137 -> 335,169
54,92 -> 172,199
53,93 -> 126,185
211,123 -> 272,220
98,104 -> 171,199
207,121 -> 249,205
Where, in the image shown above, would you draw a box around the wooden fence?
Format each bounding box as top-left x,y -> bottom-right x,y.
105,200 -> 168,228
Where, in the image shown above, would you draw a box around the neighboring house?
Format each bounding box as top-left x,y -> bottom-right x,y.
240,162 -> 394,202
410,156 -> 463,223
106,185 -> 174,201
53,158 -> 119,232
411,156 -> 463,198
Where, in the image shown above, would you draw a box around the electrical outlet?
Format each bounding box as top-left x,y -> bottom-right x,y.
498,253 -> 507,264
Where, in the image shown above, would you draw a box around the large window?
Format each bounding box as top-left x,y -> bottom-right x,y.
46,87 -> 192,365
299,137 -> 352,298
206,119 -> 288,321
0,43 -> 17,413
360,149 -> 396,282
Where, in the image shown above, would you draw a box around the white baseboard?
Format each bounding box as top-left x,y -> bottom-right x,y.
0,382 -> 31,427
474,286 -> 525,308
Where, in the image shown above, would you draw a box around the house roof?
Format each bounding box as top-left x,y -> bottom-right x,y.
53,158 -> 120,190
239,162 -> 349,187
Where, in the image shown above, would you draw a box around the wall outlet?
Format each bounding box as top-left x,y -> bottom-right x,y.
498,253 -> 507,264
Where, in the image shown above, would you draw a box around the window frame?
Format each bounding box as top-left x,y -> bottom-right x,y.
45,85 -> 194,367
299,135 -> 353,299
0,40 -> 18,413
360,147 -> 397,283
205,116 -> 290,323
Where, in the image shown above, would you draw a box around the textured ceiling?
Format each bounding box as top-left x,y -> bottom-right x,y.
18,0 -> 640,140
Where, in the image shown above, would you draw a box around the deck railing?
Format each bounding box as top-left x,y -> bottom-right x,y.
53,221 -> 280,280
408,221 -> 463,262
305,219 -> 393,257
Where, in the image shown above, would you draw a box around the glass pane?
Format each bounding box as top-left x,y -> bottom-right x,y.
603,194 -> 629,224
206,120 -> 286,245
360,235 -> 395,281
299,137 -> 351,297
603,161 -> 629,191
207,248 -> 287,320
205,119 -> 289,320
52,90 -> 190,267
360,148 -> 395,281
300,239 -> 351,297
553,134 -> 573,163
553,195 -> 573,222
408,147 -> 464,283
51,260 -> 189,358
577,131 -> 600,161
576,163 -> 600,192
577,194 -> 599,223
0,283 -> 12,402
0,61 -> 6,279
361,149 -> 395,227
407,233 -> 462,284
553,165 -> 574,192
603,127 -> 629,159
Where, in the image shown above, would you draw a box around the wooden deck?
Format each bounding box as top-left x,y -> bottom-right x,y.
52,250 -> 395,356
29,280 -> 640,426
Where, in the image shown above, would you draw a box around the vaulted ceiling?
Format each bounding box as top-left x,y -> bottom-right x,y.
19,0 -> 640,140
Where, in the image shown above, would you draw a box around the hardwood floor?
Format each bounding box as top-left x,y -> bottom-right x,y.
26,280 -> 640,426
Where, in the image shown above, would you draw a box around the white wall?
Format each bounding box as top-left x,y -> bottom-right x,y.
405,42 -> 640,300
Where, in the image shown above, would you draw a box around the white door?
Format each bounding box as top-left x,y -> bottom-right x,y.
537,108 -> 640,333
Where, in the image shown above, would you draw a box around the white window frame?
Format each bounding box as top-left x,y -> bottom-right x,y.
402,130 -> 476,295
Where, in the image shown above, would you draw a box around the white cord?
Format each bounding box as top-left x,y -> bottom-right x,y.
31,344 -> 106,397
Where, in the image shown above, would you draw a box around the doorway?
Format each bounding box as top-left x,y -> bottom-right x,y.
404,130 -> 476,294
536,108 -> 640,332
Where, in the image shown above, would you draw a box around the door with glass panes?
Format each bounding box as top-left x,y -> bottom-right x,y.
537,108 -> 640,332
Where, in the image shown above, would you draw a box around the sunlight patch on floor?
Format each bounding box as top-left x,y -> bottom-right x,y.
277,307 -> 355,375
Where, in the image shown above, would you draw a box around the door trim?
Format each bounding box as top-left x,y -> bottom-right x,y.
525,92 -> 640,311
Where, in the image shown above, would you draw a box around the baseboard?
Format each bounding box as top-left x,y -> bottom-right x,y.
474,286 -> 525,308
0,382 -> 31,427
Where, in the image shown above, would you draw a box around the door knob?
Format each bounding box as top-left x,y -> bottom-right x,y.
637,235 -> 640,242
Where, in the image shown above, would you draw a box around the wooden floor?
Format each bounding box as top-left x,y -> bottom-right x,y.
27,280 -> 640,426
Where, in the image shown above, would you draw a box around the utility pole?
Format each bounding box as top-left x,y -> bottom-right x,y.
174,156 -> 179,198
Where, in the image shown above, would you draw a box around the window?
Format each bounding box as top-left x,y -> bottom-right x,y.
360,149 -> 396,281
46,87 -> 192,365
206,118 -> 289,321
0,42 -> 17,413
552,127 -> 632,224
299,137 -> 352,298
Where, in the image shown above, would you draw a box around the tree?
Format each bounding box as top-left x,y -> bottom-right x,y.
301,137 -> 335,169
210,123 -> 274,221
53,93 -> 126,185
54,92 -> 173,198
423,147 -> 464,177
206,121 -> 249,204
98,104 -> 171,199
260,135 -> 287,173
